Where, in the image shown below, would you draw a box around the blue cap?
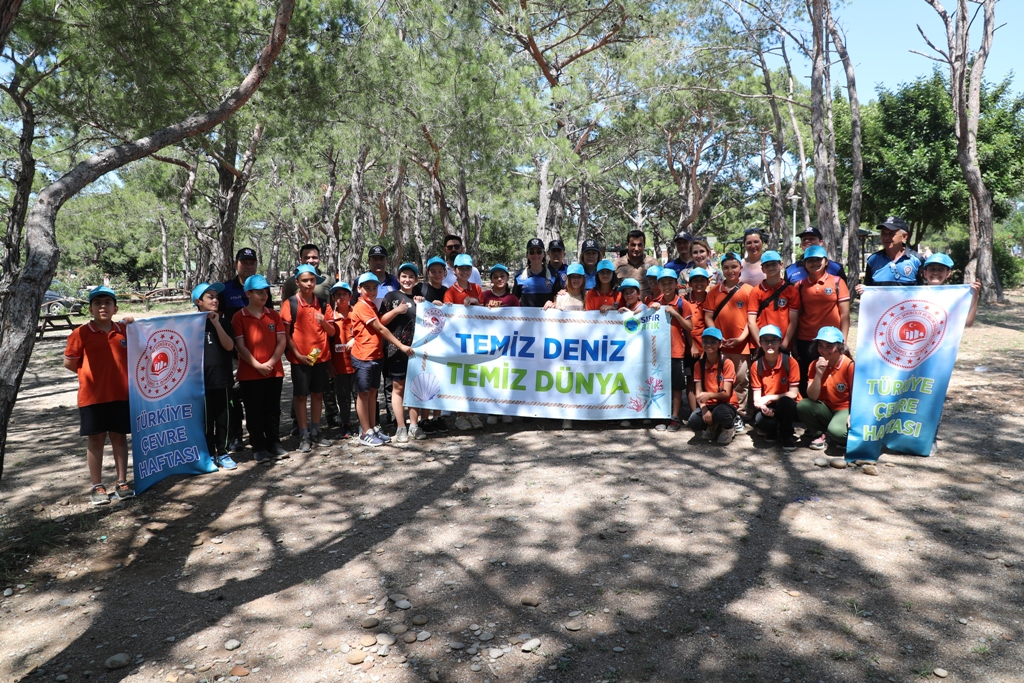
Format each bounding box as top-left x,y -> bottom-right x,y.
618,278 -> 640,291
295,264 -> 326,284
687,267 -> 710,280
88,286 -> 118,303
357,272 -> 380,286
759,324 -> 783,339
426,256 -> 447,269
597,259 -> 615,273
453,254 -> 473,267
489,263 -> 510,275
398,262 -> 420,276
702,327 -> 724,341
191,281 -> 225,304
646,265 -> 662,279
330,281 -> 352,293
761,250 -> 782,264
658,267 -> 679,280
803,245 -> 827,260
566,263 -> 585,277
813,326 -> 845,344
924,253 -> 954,269
243,274 -> 270,292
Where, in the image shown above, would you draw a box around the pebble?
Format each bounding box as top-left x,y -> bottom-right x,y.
469,624 -> 480,630
470,664 -> 482,672
55,676 -> 68,682
394,599 -> 412,610
786,591 -> 801,597
813,457 -> 829,467
958,618 -> 968,625
403,633 -> 418,644
389,593 -> 408,602
346,651 -> 367,665
229,665 -> 249,677
104,653 -> 131,670
613,646 -> 625,653
862,465 -> 879,476
522,638 -> 541,652
983,551 -> 1000,560
389,624 -> 408,634
489,648 -> 503,659
450,642 -> 465,650
479,632 -> 494,642
829,458 -> 847,469
412,615 -> 429,626
376,634 -> 396,646
361,617 -> 380,629
933,667 -> 948,678
224,639 -> 241,651
391,655 -> 407,664
1002,633 -> 1014,641
521,596 -> 540,606
564,621 -> 582,631
3,588 -> 13,597
417,631 -> 432,642
360,635 -> 377,647
466,647 -> 478,655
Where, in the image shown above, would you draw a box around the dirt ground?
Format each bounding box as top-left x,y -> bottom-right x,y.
1,295 -> 1023,683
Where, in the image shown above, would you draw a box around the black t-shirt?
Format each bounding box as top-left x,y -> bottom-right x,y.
379,288 -> 420,349
421,283 -> 447,304
204,317 -> 235,390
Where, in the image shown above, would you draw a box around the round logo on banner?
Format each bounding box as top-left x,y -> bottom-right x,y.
422,307 -> 446,335
873,300 -> 947,370
134,329 -> 190,399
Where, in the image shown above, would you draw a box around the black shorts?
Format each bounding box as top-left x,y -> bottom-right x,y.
80,400 -> 131,436
291,362 -> 329,396
683,356 -> 696,377
671,358 -> 684,393
388,353 -> 409,380
353,358 -> 382,393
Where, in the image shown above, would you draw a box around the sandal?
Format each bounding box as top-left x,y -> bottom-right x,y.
114,480 -> 135,500
90,483 -> 111,506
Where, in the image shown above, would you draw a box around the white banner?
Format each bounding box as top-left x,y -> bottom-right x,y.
403,305 -> 672,420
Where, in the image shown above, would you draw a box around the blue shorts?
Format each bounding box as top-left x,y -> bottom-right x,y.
352,358 -> 382,393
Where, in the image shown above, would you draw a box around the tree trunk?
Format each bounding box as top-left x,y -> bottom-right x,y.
342,146 -> 371,285
159,214 -> 169,287
781,37 -> 812,234
0,0 -> 25,51
411,183 -> 428,272
0,0 -> 294,480
822,12 -> 843,262
808,0 -> 840,260
1,78 -> 36,291
456,167 -> 471,247
828,17 -> 863,290
576,178 -> 591,253
182,230 -> 194,291
535,154 -> 564,244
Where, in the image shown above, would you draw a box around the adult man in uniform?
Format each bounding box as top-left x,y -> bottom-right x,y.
220,247 -> 264,453
857,216 -> 922,292
614,229 -> 660,300
547,239 -> 568,289
579,238 -> 602,289
663,231 -> 695,277
367,245 -> 402,306
785,227 -> 848,283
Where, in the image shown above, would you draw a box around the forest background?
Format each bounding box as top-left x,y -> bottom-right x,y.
1,0 -> 1024,471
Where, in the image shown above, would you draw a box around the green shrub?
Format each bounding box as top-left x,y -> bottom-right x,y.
946,238 -> 1022,288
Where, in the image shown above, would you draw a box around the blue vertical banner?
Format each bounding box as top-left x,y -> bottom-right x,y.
847,285 -> 973,461
127,313 -> 217,493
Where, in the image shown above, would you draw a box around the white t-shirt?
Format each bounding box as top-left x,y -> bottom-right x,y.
443,264 -> 483,288
739,258 -> 765,287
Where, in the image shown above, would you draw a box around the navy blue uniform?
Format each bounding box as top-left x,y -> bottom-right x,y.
863,249 -> 923,287
785,260 -> 847,284
513,267 -> 556,308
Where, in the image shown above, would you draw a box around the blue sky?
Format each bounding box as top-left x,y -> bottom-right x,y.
794,0 -> 1023,100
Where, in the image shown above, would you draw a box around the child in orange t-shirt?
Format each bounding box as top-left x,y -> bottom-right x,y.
585,260 -> 619,312
350,272 -> 414,447
746,251 -> 798,353
684,267 -> 710,414
703,253 -> 752,428
687,327 -> 739,445
791,244 -> 851,395
281,264 -> 337,452
232,274 -> 287,463
796,326 -> 855,450
443,254 -> 484,306
654,268 -> 693,432
329,281 -> 356,439
62,287 -> 135,505
750,325 -> 801,452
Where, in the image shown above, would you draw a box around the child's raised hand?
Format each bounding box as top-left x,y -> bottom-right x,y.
401,344 -> 414,357
207,311 -> 219,322
814,357 -> 829,375
854,284 -> 866,295
120,316 -> 135,324
314,311 -> 325,324
970,280 -> 981,293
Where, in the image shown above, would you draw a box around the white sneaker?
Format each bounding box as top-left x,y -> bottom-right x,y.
455,416 -> 472,431
486,415 -> 498,425
502,415 -> 513,424
469,415 -> 484,429
562,419 -> 573,430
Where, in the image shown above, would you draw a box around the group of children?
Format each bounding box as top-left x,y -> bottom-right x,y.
63,240 -> 978,504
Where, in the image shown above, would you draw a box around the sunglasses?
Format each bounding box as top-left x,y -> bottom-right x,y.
528,249 -> 544,255
445,243 -> 462,250
744,228 -> 765,237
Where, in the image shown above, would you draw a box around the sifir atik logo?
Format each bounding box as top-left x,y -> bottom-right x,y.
134,329 -> 190,399
874,300 -> 947,371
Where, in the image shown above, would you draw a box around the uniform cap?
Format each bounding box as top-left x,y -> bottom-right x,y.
687,267 -> 710,280
813,326 -> 845,344
566,263 -> 585,276
878,216 -> 909,233
802,245 -> 827,260
453,254 -> 473,267
547,239 -> 565,251
618,278 -> 640,291
581,238 -> 601,253
702,327 -> 724,341
760,250 -> 782,264
798,227 -> 823,239
527,237 -> 545,251
368,245 -> 388,258
596,259 -> 615,273
489,263 -> 510,275
330,281 -> 352,292
295,264 -> 326,284
190,281 -> 225,304
646,265 -> 662,279
242,274 -> 270,292
235,247 -> 257,261
398,262 -> 420,276
923,253 -> 954,269
88,286 -> 118,303
425,256 -> 447,269
357,272 -> 380,286
673,231 -> 693,243
758,324 -> 783,339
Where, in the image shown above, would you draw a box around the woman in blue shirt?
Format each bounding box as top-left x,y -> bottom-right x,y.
513,238 -> 557,308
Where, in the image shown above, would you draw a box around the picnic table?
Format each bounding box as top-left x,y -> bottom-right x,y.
37,313 -> 80,339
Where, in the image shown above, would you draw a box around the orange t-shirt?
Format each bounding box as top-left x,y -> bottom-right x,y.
750,353 -> 801,400
793,273 -> 850,341
350,297 -> 384,361
280,294 -> 335,365
686,293 -> 707,356
63,322 -> 129,407
814,355 -> 855,411
694,355 -> 739,407
747,280 -> 797,339
444,283 -> 484,305
703,282 -> 753,353
657,294 -> 691,359
232,307 -> 286,381
585,288 -> 619,311
330,303 -> 355,375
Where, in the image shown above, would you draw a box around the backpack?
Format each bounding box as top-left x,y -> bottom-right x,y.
287,294 -> 327,333
756,351 -> 792,380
